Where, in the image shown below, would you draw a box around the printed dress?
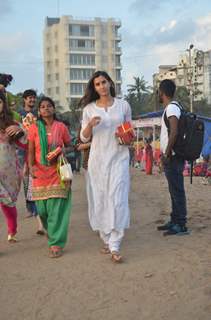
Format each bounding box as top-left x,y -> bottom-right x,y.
28,121 -> 71,200
0,132 -> 25,206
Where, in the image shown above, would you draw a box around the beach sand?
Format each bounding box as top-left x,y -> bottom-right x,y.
0,169 -> 210,320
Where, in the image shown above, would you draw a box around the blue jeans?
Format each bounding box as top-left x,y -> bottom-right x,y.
164,156 -> 187,226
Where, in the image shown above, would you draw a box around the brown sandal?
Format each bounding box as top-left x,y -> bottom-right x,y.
49,246 -> 63,258
100,245 -> 110,254
111,251 -> 123,263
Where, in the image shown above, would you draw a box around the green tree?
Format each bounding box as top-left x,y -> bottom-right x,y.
174,86 -> 190,110
125,76 -> 152,117
67,98 -> 81,130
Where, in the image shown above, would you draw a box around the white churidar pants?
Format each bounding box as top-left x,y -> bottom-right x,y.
99,230 -> 124,252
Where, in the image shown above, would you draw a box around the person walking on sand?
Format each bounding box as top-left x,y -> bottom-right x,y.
28,97 -> 72,258
0,92 -> 27,243
80,71 -> 132,263
19,89 -> 44,235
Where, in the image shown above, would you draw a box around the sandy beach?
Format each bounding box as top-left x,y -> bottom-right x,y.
0,169 -> 211,320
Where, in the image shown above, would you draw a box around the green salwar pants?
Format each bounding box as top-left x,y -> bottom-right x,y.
35,192 -> 72,248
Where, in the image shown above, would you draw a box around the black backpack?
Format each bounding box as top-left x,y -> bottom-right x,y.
164,102 -> 204,183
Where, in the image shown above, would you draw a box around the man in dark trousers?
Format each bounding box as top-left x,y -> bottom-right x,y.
157,79 -> 189,236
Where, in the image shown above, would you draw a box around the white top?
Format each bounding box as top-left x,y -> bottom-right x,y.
80,98 -> 131,233
160,101 -> 181,153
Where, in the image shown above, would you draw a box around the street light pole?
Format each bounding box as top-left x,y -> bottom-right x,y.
187,44 -> 194,112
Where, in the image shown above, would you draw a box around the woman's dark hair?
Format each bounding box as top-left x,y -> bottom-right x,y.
79,71 -> 116,108
38,96 -> 57,121
0,91 -> 14,130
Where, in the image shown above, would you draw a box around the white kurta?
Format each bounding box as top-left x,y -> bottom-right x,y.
81,98 -> 131,234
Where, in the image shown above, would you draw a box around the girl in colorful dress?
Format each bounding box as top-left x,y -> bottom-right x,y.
80,71 -> 132,263
0,92 -> 26,242
28,97 -> 72,258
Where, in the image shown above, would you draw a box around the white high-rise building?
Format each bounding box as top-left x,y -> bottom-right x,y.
43,16 -> 122,110
153,49 -> 211,104
203,50 -> 211,104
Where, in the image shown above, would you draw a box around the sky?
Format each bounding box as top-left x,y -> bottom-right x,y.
1,0 -> 211,94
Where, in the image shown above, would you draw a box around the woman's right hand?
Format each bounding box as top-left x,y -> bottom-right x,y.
88,116 -> 101,128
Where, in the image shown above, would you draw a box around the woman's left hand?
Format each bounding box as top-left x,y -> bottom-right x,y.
5,125 -> 22,137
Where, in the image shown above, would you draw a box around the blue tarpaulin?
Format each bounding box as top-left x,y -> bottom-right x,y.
200,118 -> 211,157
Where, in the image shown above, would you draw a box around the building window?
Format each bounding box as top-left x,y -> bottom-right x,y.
47,74 -> 51,81
69,39 -> 95,51
56,87 -> 60,94
80,25 -> 89,36
70,68 -> 95,80
54,45 -> 58,52
114,41 -> 121,51
55,73 -> 59,80
114,26 -> 119,37
116,84 -> 121,95
115,55 -> 121,66
47,88 -> 51,95
69,54 -> 95,65
55,59 -> 59,67
70,83 -> 87,95
69,24 -> 94,37
116,70 -> 121,81
78,40 -> 86,48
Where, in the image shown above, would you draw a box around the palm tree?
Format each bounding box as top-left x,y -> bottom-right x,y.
127,76 -> 151,105
126,76 -> 152,117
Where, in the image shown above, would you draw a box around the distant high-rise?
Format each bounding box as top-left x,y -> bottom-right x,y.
153,49 -> 211,105
43,16 -> 122,110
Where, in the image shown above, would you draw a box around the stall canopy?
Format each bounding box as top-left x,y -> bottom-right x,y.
133,110 -> 211,156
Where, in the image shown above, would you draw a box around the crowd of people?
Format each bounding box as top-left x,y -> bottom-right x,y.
0,72 -> 209,262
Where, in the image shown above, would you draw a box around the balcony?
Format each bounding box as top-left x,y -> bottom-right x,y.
115,47 -> 122,54
69,47 -> 95,52
115,34 -> 121,41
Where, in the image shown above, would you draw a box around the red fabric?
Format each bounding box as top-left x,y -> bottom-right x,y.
1,203 -> 17,235
145,145 -> 153,175
28,121 -> 71,164
135,148 -> 143,162
27,121 -> 71,197
193,163 -> 207,176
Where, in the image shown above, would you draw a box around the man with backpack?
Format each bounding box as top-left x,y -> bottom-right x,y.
157,79 -> 189,236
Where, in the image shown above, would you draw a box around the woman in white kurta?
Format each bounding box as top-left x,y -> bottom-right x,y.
80,71 -> 131,262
